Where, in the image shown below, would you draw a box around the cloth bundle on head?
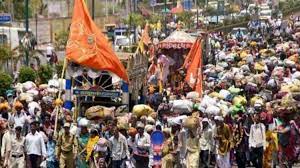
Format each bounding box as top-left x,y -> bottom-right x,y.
145,124 -> 154,132
128,127 -> 138,137
14,101 -> 23,109
0,102 -> 9,110
94,138 -> 108,152
136,122 -> 145,129
214,116 -> 224,122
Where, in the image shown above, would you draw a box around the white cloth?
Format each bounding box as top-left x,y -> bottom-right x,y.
249,123 -> 266,148
25,132 -> 47,157
109,133 -> 130,161
216,152 -> 231,168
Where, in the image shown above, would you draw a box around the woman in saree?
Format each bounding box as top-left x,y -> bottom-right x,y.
77,126 -> 89,168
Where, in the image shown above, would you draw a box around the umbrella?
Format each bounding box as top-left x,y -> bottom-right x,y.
158,30 -> 196,49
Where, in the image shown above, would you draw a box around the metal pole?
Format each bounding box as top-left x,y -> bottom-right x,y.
25,0 -> 29,66
196,0 -> 199,29
92,0 -> 95,19
106,0 -> 108,19
164,0 -> 167,33
35,13 -> 38,46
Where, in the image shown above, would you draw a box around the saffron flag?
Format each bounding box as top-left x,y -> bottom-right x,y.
184,38 -> 203,95
66,0 -> 129,82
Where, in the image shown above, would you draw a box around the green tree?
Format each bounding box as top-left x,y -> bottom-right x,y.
0,45 -> 13,62
13,0 -> 32,20
123,13 -> 146,27
55,30 -> 69,50
204,5 -> 218,16
18,66 -> 37,83
149,14 -> 163,24
38,65 -> 53,84
0,72 -> 12,96
177,12 -> 194,29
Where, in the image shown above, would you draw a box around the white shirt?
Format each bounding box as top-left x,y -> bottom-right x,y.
199,127 -> 213,151
46,45 -> 54,55
134,132 -> 150,154
1,130 -> 13,158
109,133 -> 130,161
25,132 -> 47,157
10,135 -> 25,156
249,123 -> 266,148
11,112 -> 27,128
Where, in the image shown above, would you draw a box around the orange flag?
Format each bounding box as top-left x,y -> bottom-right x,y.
184,39 -> 203,95
66,0 -> 129,82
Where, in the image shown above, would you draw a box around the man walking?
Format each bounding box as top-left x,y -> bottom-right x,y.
56,123 -> 78,168
109,127 -> 130,168
199,118 -> 213,168
25,121 -> 47,168
9,126 -> 25,168
249,113 -> 266,168
214,116 -> 232,168
1,121 -> 14,167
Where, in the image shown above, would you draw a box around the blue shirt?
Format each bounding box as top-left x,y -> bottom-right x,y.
47,140 -> 56,162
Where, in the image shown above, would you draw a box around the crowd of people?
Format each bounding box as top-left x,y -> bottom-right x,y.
1,15 -> 300,168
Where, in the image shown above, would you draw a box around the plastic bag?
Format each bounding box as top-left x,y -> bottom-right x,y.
183,116 -> 199,130
85,106 -> 115,119
186,91 -> 199,100
205,105 -> 221,115
171,99 -> 193,113
232,95 -> 247,105
132,104 -> 154,117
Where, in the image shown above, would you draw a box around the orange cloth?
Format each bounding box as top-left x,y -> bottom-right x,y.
184,39 -> 203,95
66,0 -> 128,82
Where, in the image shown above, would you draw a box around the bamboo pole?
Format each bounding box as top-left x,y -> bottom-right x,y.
54,58 -> 68,139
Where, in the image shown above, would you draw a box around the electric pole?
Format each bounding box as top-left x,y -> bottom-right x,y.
92,0 -> 95,19
25,0 -> 29,66
164,0 -> 167,33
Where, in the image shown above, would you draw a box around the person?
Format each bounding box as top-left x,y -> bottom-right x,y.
46,43 -> 55,65
109,127 -> 130,168
21,32 -> 31,49
186,129 -> 200,168
199,118 -> 213,168
232,118 -> 247,168
77,126 -> 90,168
46,131 -> 58,168
133,122 -> 151,168
276,118 -> 296,168
1,121 -> 14,167
10,101 -> 27,129
56,122 -> 78,168
9,126 -> 25,168
85,129 -> 100,166
93,138 -> 109,168
214,116 -> 231,168
249,113 -> 266,168
25,121 -> 47,168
